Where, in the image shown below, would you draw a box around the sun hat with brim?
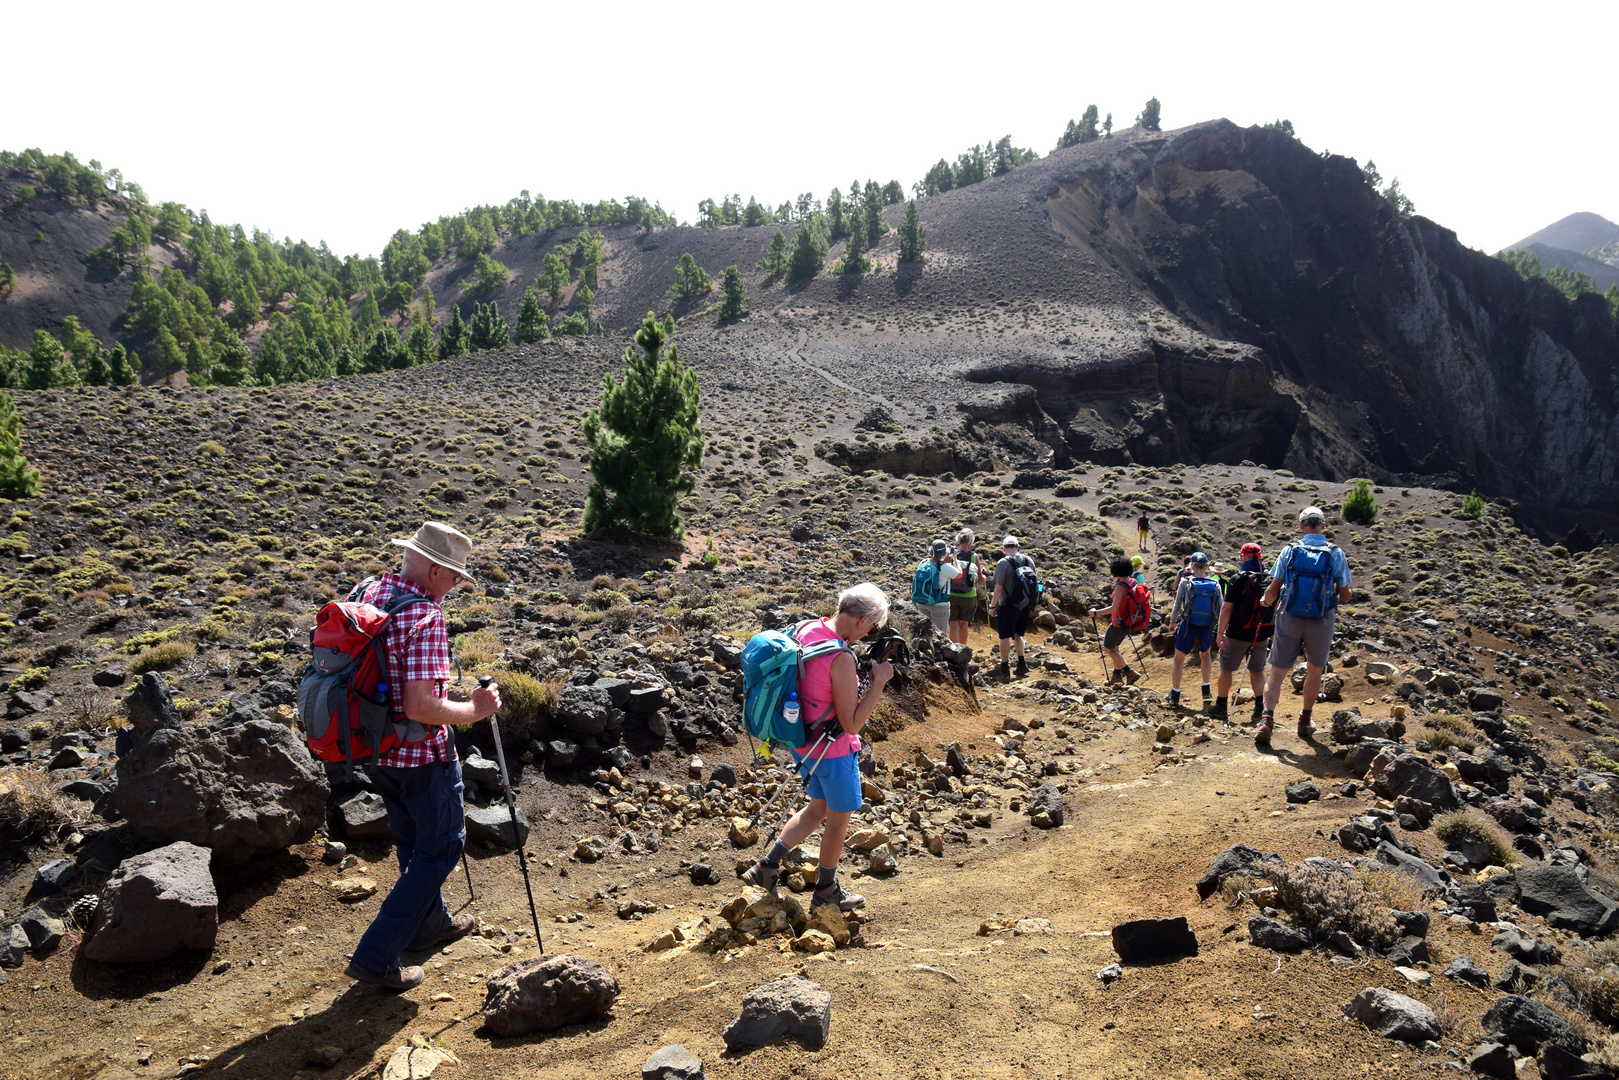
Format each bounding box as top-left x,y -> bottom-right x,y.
392,521 -> 475,582
1001,536 -> 1020,548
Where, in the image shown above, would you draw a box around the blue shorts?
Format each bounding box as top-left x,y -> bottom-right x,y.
792,750 -> 863,813
1174,621 -> 1216,654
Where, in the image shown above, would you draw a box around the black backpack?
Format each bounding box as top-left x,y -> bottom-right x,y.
1003,555 -> 1040,611
1225,570 -> 1274,640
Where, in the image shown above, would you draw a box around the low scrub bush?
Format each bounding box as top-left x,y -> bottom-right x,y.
494,671 -> 560,744
130,640 -> 194,674
1262,864 -> 1398,947
0,766 -> 83,843
1433,811 -> 1515,867
455,629 -> 503,668
1421,713 -> 1477,753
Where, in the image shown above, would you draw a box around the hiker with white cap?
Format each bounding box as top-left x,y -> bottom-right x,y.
910,538 -> 962,636
1255,506 -> 1352,747
345,521 -> 501,991
988,535 -> 1038,680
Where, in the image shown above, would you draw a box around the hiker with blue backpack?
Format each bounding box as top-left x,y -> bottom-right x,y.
739,583 -> 894,912
988,535 -> 1040,680
1255,506 -> 1353,747
1164,552 -> 1222,709
911,539 -> 963,636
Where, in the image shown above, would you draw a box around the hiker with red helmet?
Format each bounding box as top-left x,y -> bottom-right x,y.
1213,542 -> 1274,724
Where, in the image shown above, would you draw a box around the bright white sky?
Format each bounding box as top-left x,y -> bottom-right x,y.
8,1 -> 1615,260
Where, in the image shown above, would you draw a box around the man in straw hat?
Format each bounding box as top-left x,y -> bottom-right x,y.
345,522 -> 502,991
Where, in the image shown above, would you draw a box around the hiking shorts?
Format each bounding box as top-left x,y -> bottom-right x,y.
996,606 -> 1030,641
1219,635 -> 1269,674
1103,622 -> 1129,650
923,602 -> 951,634
1174,621 -> 1216,655
1269,611 -> 1335,669
949,594 -> 977,624
792,749 -> 862,813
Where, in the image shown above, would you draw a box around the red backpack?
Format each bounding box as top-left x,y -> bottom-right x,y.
1114,578 -> 1153,632
296,580 -> 427,775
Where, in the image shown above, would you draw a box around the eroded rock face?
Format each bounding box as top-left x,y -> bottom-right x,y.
480,955 -> 620,1037
115,719 -> 329,865
83,841 -> 217,963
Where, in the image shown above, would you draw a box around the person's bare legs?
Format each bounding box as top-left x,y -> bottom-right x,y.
949,620 -> 967,645
1216,663 -> 1234,701
1262,664 -> 1287,713
778,799 -> 828,849
1198,648 -> 1213,688
816,809 -> 852,868
1170,650 -> 1187,692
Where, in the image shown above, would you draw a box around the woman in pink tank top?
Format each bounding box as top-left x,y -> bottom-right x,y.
741,584 -> 894,913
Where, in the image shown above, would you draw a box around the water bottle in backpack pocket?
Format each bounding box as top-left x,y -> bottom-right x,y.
739,623 -> 850,748
1282,543 -> 1339,619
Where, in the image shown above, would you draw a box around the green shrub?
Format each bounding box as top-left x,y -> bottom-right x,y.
1460,490 -> 1485,519
493,671 -> 559,744
1341,479 -> 1378,525
7,667 -> 49,692
1432,811 -> 1516,867
130,641 -> 194,674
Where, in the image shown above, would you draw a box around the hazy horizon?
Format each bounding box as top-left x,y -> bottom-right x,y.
7,1 -> 1616,262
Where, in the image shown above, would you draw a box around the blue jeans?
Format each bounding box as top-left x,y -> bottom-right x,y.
351,756 -> 465,975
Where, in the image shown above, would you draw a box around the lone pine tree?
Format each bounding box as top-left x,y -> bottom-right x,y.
719,265 -> 746,321
515,287 -> 551,343
582,311 -> 704,539
839,216 -> 868,274
763,229 -> 788,277
467,300 -> 511,351
898,199 -> 926,263
438,305 -> 469,359
786,220 -> 827,282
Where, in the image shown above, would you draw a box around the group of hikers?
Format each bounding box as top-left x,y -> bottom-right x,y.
330,502 -> 1350,991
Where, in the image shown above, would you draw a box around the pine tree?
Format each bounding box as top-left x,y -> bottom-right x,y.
540,253 -> 569,304
0,389 -> 40,497
83,343 -> 109,386
718,265 -> 746,321
673,253 -> 712,302
211,332 -> 254,386
184,338 -> 211,386
863,182 -> 887,246
153,326 -> 185,378
467,301 -> 512,351
763,229 -> 788,277
26,330 -> 67,390
254,336 -> 286,385
582,312 -> 703,538
515,287 -> 550,343
406,307 -> 437,364
827,189 -> 847,241
838,217 -> 868,275
108,345 -> 138,386
786,220 -> 828,282
362,326 -> 406,373
437,305 -> 469,359
575,282 -> 594,323
356,291 -> 382,338
898,200 -> 926,263
1137,97 -> 1161,131
1103,113 -> 1113,138
334,340 -> 359,377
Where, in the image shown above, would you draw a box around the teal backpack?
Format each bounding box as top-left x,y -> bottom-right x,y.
739,621 -> 851,748
910,559 -> 951,606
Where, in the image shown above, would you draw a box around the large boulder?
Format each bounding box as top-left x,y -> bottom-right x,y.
481,954 -> 620,1036
466,804 -> 529,849
1248,915 -> 1310,952
337,791 -> 393,840
1376,754 -> 1460,811
1195,844 -> 1283,900
83,841 -> 217,963
1481,994 -> 1585,1055
116,719 -> 328,865
1342,987 -> 1441,1043
554,685 -> 612,735
721,976 -> 832,1050
1026,782 -> 1064,827
124,673 -> 183,738
1376,840 -> 1447,893
1514,864 -> 1619,938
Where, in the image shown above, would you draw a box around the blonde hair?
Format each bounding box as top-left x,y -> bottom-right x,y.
837,582 -> 890,627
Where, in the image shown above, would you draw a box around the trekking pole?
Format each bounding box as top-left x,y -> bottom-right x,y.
750,728 -> 834,850
460,850 -> 475,902
1089,615 -> 1110,681
481,676 -> 543,955
1125,630 -> 1150,675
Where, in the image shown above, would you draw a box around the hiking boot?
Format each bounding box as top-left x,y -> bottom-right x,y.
431,914 -> 477,947
1122,666 -> 1141,686
741,860 -> 779,894
1297,714 -> 1317,739
1164,688 -> 1181,709
1201,685 -> 1213,703
1015,656 -> 1029,678
997,662 -> 1011,680
811,880 -> 866,912
1250,702 -> 1265,724
1254,715 -> 1274,748
1210,700 -> 1229,721
344,962 -> 425,992
1107,667 -> 1124,686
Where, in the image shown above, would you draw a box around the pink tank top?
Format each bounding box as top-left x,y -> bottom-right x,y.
795,618 -> 859,759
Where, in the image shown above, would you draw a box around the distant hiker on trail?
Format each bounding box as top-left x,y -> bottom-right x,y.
1256,506 -> 1353,747
1130,555 -> 1147,587
947,528 -> 982,646
988,536 -> 1039,680
1165,551 -> 1221,710
742,583 -> 893,912
1137,513 -> 1151,552
345,522 -> 499,992
910,539 -> 961,636
1089,555 -> 1147,685
1214,542 -> 1274,724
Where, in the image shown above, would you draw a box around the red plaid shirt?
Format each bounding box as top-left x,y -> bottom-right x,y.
358,573 -> 457,767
